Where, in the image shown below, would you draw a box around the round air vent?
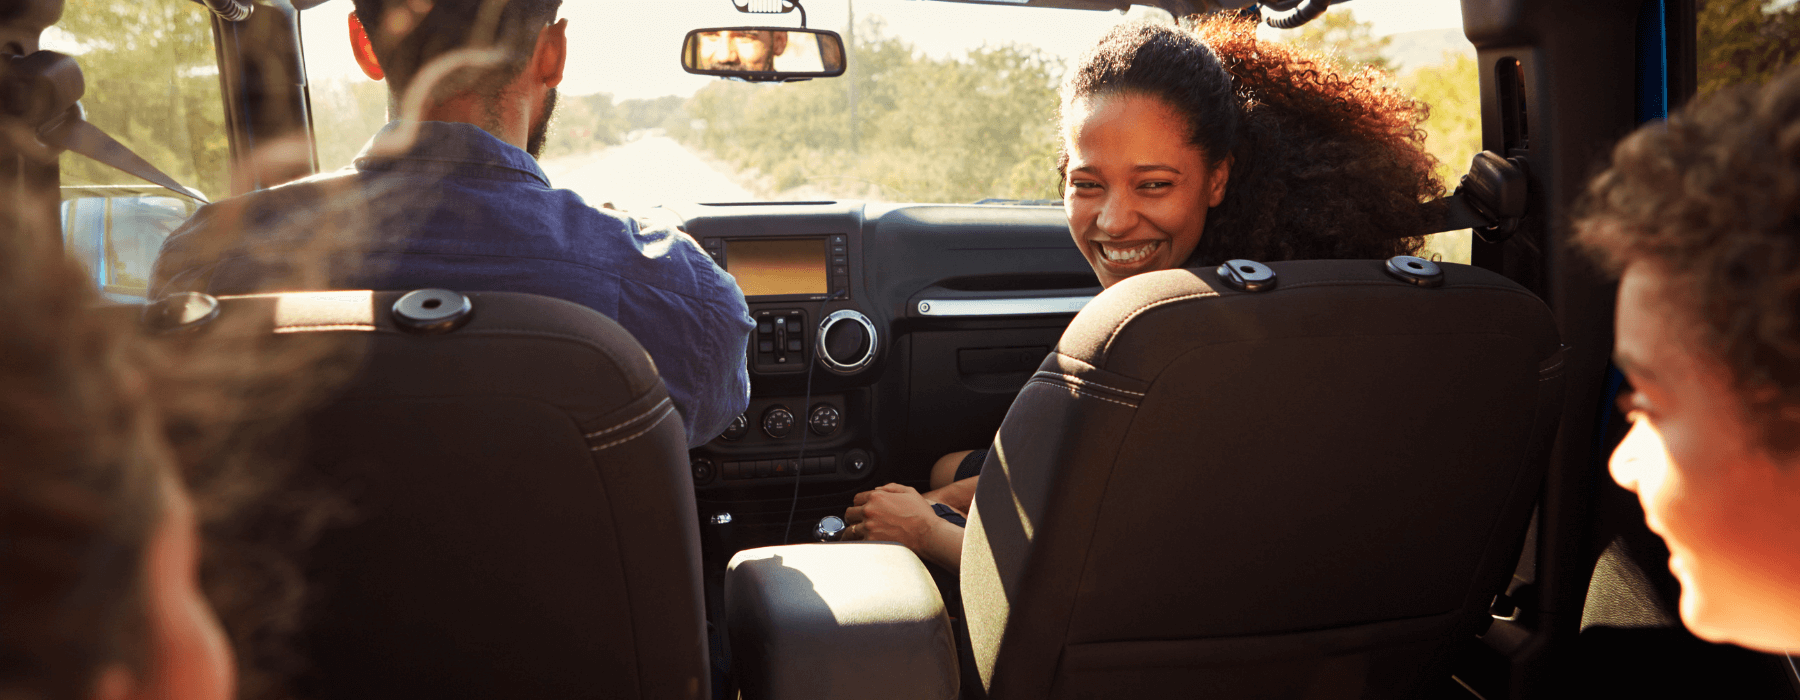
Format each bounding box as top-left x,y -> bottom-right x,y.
816,309 -> 877,375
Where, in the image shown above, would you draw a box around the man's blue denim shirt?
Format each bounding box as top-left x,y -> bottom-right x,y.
152,121 -> 753,447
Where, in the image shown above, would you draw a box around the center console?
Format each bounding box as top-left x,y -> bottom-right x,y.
688,212 -> 883,491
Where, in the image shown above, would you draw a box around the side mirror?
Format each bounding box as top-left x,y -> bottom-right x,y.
60,186 -> 201,301
682,27 -> 846,82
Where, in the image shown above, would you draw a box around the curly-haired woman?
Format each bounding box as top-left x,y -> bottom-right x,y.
0,222 -> 236,700
844,15 -> 1446,569
1578,65 -> 1800,653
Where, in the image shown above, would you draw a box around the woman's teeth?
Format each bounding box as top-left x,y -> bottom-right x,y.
1100,241 -> 1160,264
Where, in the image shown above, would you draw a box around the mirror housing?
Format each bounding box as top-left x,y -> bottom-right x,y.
682,27 -> 846,82
60,185 -> 201,301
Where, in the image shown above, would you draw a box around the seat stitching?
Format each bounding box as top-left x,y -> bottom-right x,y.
584,397 -> 674,438
1031,371 -> 1146,397
1100,291 -> 1218,360
272,323 -> 379,333
1024,378 -> 1139,409
589,404 -> 676,451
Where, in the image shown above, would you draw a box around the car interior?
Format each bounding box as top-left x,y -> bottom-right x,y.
6,0 -> 1800,698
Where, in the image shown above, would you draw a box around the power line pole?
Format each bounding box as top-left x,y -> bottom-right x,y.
847,0 -> 857,154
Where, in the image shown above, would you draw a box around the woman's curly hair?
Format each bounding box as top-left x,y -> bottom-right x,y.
0,198 -> 355,700
0,228 -> 166,700
1576,65 -> 1800,454
1058,15 -> 1443,265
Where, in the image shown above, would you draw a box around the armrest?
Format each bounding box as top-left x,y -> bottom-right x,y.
726,542 -> 958,700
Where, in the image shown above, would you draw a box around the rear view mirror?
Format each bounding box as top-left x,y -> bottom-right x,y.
682,27 -> 846,82
60,186 -> 201,301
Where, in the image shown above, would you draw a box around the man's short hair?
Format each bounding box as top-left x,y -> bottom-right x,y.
351,0 -> 561,102
1576,65 -> 1800,452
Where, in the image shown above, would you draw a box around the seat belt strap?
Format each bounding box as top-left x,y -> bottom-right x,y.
41,110 -> 211,204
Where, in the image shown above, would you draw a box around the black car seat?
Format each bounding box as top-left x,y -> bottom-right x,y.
159,289 -> 709,700
960,259 -> 1565,699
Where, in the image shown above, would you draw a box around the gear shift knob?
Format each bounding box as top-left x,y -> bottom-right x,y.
815,515 -> 846,542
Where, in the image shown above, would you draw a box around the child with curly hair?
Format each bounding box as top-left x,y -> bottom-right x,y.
1578,64 -> 1800,653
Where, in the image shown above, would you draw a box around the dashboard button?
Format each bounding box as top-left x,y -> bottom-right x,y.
845,449 -> 872,475
690,459 -> 714,483
762,406 -> 795,439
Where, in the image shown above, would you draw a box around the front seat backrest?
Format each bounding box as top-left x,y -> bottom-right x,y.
206,290 -> 707,700
962,260 -> 1564,699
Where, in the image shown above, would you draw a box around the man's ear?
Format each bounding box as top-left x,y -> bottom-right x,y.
349,12 -> 384,81
532,18 -> 568,90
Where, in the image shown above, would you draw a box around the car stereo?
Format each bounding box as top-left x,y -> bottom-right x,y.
701,234 -> 850,301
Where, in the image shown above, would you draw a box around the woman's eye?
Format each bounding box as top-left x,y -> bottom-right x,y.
1070,181 -> 1101,190
1139,181 -> 1171,190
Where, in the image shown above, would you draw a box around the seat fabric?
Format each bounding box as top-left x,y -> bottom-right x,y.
207,290 -> 708,700
962,260 -> 1565,700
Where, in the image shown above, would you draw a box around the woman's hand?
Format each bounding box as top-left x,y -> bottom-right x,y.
843,484 -> 966,571
844,484 -> 937,549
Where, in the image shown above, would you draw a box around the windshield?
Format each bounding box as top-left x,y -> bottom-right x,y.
300,2 -> 1477,213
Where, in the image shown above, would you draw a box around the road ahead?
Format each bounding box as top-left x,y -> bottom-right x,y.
539,134 -> 754,213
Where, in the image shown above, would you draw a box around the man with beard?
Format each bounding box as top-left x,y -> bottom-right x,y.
153,0 -> 754,447
695,30 -> 788,72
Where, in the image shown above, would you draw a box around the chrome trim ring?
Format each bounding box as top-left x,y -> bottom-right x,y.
915,296 -> 1094,317
817,309 -> 878,375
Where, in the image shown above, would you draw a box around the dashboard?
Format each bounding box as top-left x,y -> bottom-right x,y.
672,201 -> 1100,545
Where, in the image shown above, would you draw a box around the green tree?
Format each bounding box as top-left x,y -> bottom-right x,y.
310,77 -> 389,171
1697,0 -> 1800,94
55,0 -> 230,199
539,92 -> 629,160
1401,53 -> 1481,188
683,20 -> 1061,203
1401,52 -> 1480,264
1277,8 -> 1392,72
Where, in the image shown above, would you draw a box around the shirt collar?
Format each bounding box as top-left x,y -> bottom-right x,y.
352,121 -> 550,186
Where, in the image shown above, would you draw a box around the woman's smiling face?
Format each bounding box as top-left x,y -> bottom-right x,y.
1063,92 -> 1230,288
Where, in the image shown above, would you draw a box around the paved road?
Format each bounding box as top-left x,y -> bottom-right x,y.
540,135 -> 754,213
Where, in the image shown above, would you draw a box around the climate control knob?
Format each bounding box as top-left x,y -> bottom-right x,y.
720,413 -> 749,441
817,309 -> 878,375
762,406 -> 795,439
808,404 -> 841,436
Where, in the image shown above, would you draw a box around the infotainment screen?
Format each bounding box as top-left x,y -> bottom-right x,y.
725,239 -> 828,297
